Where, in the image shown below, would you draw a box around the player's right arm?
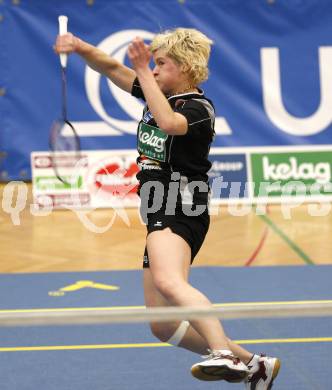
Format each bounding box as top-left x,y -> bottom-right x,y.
54,33 -> 136,93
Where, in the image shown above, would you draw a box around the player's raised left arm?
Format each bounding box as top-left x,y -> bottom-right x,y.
55,33 -> 136,93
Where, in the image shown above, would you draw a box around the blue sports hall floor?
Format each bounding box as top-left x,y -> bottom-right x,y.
1,266 -> 331,390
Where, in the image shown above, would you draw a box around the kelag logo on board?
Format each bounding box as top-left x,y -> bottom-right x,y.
208,154 -> 248,199
251,151 -> 332,197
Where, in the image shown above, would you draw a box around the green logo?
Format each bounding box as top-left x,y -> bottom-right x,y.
251,151 -> 332,197
138,122 -> 168,162
35,176 -> 83,190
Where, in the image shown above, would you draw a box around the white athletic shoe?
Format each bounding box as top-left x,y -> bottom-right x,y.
245,354 -> 281,390
191,349 -> 249,383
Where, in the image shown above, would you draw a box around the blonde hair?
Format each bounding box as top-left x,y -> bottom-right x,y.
150,28 -> 213,85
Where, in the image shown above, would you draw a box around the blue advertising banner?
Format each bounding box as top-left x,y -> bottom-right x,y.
208,153 -> 248,200
1,0 -> 332,180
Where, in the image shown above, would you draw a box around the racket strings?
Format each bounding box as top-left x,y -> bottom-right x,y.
50,121 -> 79,152
48,56 -> 81,185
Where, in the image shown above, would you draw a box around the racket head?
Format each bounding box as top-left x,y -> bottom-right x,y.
49,119 -> 81,186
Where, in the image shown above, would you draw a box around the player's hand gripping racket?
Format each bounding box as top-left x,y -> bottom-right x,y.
49,15 -> 80,186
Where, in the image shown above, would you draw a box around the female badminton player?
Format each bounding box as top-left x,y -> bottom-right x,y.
55,27 -> 280,389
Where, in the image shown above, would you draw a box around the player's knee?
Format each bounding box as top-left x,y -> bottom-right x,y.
152,276 -> 184,300
149,322 -> 176,342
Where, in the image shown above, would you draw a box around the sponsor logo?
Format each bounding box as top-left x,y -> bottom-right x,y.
210,161 -> 244,172
139,129 -> 165,153
138,122 -> 168,162
262,156 -> 330,184
33,155 -> 88,169
208,154 -> 248,199
143,110 -> 153,123
35,176 -> 83,190
33,156 -> 52,168
251,151 -> 332,196
36,193 -> 90,208
92,157 -> 139,196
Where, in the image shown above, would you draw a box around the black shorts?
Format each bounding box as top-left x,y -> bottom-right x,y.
142,208 -> 210,268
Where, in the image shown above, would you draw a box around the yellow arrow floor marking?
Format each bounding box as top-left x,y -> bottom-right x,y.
48,280 -> 119,296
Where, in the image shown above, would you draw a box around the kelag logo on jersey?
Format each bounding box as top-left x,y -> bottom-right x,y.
137,122 -> 168,162
208,154 -> 248,199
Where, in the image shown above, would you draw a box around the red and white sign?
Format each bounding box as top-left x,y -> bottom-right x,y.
31,150 -> 140,209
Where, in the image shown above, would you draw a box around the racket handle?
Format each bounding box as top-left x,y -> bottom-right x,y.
58,15 -> 68,68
